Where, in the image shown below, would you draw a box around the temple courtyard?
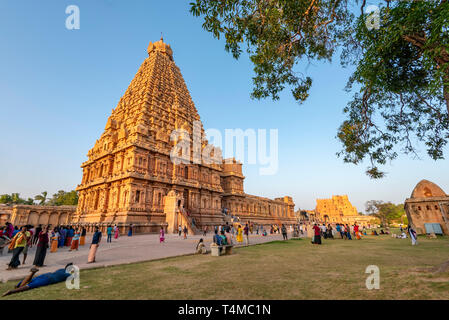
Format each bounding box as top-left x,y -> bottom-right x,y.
0,233 -> 448,300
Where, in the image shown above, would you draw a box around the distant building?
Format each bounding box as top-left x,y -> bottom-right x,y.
315,195 -> 372,226
404,180 -> 449,235
0,204 -> 76,226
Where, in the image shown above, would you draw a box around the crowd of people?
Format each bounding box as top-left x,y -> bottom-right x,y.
0,218 -> 420,273
0,222 -> 125,270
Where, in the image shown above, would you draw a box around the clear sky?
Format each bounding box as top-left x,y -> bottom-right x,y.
0,0 -> 447,212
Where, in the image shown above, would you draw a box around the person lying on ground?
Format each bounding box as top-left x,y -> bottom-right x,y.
2,263 -> 73,297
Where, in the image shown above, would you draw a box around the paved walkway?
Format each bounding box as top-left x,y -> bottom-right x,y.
0,232 -> 300,283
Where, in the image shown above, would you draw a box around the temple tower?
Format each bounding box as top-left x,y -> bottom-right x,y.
74,38 -> 224,233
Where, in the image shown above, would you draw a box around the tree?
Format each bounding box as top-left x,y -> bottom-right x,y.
34,191 -> 48,205
365,200 -> 404,227
47,190 -> 78,206
190,0 -> 449,178
0,194 -> 13,204
0,193 -> 34,205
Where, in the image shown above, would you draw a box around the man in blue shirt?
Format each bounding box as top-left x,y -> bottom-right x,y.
2,264 -> 72,297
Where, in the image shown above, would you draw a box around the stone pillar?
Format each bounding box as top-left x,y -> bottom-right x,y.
164,190 -> 180,234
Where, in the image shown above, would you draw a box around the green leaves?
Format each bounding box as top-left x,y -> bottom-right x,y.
47,190 -> 79,206
190,0 -> 449,178
339,1 -> 449,178
190,0 -> 351,103
365,200 -> 406,226
0,190 -> 78,206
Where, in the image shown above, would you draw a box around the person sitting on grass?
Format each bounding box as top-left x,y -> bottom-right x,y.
2,263 -> 73,297
195,238 -> 207,254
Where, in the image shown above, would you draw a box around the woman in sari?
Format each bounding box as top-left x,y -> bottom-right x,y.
69,228 -> 80,251
50,228 -> 59,253
58,227 -> 66,248
79,227 -> 86,246
236,225 -> 243,244
128,224 -> 133,237
33,226 -> 49,267
114,224 -> 119,239
88,227 -> 102,263
159,226 -> 165,243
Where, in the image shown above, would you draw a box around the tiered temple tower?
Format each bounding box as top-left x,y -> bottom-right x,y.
73,38 -> 296,233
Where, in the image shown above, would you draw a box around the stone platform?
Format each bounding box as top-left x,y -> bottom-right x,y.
0,232 -> 300,283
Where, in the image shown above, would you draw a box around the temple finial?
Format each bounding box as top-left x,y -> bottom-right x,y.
160,32 -> 163,41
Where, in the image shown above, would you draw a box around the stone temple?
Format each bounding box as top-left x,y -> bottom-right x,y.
315,195 -> 372,226
405,180 -> 449,235
72,38 -> 296,233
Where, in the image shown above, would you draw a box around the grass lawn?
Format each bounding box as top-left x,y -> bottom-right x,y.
1,235 -> 449,300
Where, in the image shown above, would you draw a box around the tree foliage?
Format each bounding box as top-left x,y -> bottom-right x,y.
0,193 -> 34,205
190,0 -> 449,178
365,200 -> 405,226
0,190 -> 78,206
47,190 -> 79,206
34,191 -> 48,205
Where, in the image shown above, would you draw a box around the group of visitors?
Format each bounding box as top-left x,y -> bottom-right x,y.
178,225 -> 189,239
309,220 -> 419,246
0,221 -> 126,270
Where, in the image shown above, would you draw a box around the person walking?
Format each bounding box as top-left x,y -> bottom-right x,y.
33,226 -> 49,267
281,224 -> 288,241
88,227 -> 102,263
183,226 -> 188,239
114,224 -> 119,240
236,225 -> 243,244
128,224 -> 133,237
243,223 -> 249,246
32,225 -> 42,246
203,225 -> 207,237
159,226 -> 165,243
7,226 -> 28,270
407,225 -> 418,245
311,223 -> 321,245
107,225 -> 113,243
178,225 -> 182,237
22,226 -> 33,265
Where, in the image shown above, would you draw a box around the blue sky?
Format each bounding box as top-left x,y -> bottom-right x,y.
0,0 -> 447,212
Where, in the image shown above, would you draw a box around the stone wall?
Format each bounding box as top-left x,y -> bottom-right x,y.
0,204 -> 76,227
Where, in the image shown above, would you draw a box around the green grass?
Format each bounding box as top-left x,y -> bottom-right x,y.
1,235 -> 449,300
